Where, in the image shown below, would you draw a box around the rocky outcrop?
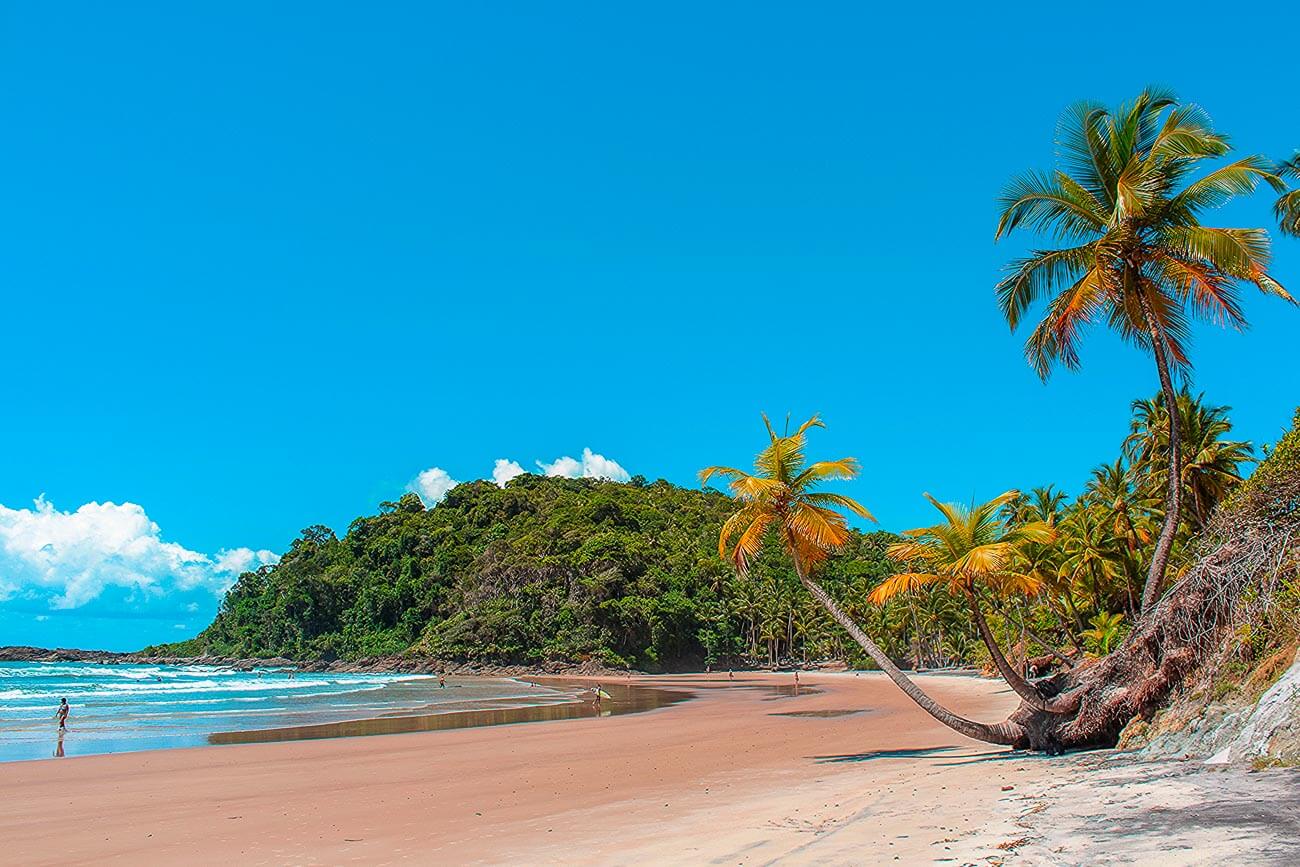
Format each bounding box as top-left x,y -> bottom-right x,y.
1119,645 -> 1300,766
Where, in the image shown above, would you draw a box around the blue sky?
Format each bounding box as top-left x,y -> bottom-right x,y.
2,3 -> 1298,650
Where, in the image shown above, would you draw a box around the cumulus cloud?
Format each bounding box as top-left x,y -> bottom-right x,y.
214,547 -> 280,576
0,497 -> 277,612
409,467 -> 459,505
535,448 -> 630,482
409,449 -> 630,505
491,459 -> 526,488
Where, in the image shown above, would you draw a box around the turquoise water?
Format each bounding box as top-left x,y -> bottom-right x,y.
0,661 -> 576,762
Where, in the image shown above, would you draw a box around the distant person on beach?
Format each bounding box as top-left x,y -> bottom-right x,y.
728,669 -> 734,681
55,698 -> 69,731
794,671 -> 800,689
438,673 -> 446,688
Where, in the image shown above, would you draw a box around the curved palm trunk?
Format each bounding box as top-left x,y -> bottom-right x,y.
793,561 -> 1027,746
965,593 -> 1075,714
1137,288 -> 1182,613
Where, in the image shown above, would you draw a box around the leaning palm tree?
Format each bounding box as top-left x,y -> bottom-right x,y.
1276,153 -> 1300,237
701,414 -> 1025,744
994,88 -> 1294,612
868,491 -> 1064,710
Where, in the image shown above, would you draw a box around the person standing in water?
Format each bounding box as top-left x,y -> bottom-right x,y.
55,698 -> 69,731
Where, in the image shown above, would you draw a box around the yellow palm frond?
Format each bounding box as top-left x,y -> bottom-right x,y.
730,475 -> 784,500
804,491 -> 876,522
953,542 -> 1015,576
717,505 -> 761,559
921,493 -> 968,533
985,571 -> 1045,597
867,572 -> 945,605
1004,520 -> 1056,547
885,539 -> 934,564
699,465 -> 746,486
731,512 -> 774,573
785,502 -> 851,552
794,458 -> 860,486
791,413 -> 825,437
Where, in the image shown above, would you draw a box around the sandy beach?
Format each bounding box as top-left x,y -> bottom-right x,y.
1,672 -> 1028,864
3,671 -> 1295,865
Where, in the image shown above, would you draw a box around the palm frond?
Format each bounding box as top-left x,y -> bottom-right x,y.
804,491 -> 876,522
867,572 -> 946,605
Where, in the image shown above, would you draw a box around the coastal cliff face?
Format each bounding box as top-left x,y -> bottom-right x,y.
1120,646 -> 1300,766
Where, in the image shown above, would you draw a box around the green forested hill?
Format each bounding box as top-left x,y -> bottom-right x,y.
150,475 -> 899,669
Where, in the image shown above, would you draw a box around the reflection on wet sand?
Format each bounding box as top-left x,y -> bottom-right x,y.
209,682 -> 689,746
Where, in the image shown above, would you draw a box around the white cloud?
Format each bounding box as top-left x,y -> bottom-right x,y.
214,547 -> 279,576
580,448 -> 630,481
535,448 -> 630,482
491,459 -> 527,488
536,455 -> 584,478
410,450 -> 629,505
34,615 -> 49,622
409,467 -> 459,505
0,497 -> 274,612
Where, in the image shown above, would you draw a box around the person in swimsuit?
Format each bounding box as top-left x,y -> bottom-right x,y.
55,698 -> 69,731
438,673 -> 446,688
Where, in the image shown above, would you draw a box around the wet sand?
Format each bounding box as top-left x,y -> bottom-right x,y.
2,672 -> 1052,864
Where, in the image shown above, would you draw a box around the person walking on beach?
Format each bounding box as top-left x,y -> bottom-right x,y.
794,671 -> 800,691
438,672 -> 446,688
55,698 -> 69,731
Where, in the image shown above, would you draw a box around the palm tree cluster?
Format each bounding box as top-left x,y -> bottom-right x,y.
698,388 -> 1256,677
702,88 -> 1296,750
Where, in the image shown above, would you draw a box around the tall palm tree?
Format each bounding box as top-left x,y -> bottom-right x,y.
994,88 -> 1294,613
867,491 -> 1064,710
1276,153 -> 1300,237
702,414 -> 1025,744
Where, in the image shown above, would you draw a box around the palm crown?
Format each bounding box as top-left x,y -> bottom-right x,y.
700,414 -> 874,575
995,87 -> 1293,379
871,491 -> 1055,604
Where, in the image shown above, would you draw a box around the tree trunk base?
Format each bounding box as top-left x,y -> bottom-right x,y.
997,513 -> 1295,752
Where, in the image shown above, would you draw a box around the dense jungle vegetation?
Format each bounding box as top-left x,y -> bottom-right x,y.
152,387 -> 1268,674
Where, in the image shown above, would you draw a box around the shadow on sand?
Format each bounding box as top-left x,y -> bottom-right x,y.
811,746 -> 1023,764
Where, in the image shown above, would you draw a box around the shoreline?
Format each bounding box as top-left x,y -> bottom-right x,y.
1,671 -> 1039,865
206,679 -> 692,747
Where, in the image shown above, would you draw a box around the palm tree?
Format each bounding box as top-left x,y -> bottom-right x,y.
1058,504 -> 1130,617
994,88 -> 1294,613
1276,153 -> 1300,237
702,414 -> 1026,744
1125,389 -> 1254,530
867,491 -> 1063,710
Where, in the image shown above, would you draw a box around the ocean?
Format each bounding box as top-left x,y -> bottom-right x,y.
0,661 -> 580,762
